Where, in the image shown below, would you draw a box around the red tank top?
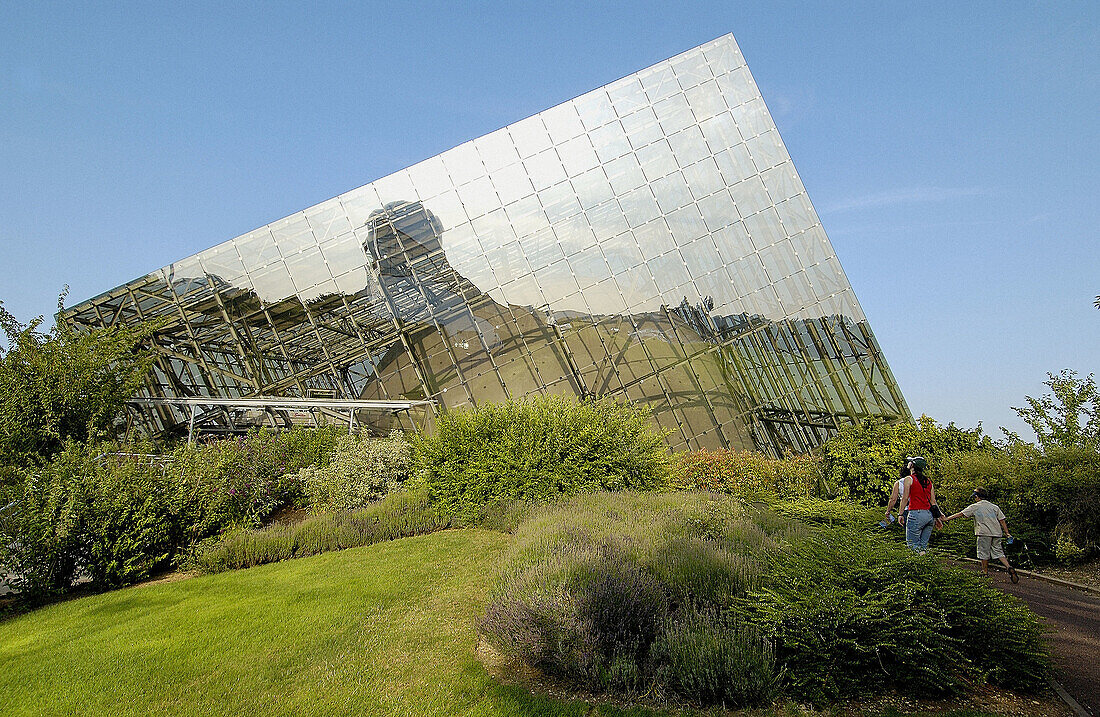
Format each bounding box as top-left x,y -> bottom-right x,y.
908,476 -> 932,510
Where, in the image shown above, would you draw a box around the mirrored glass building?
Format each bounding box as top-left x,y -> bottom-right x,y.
63,34 -> 910,455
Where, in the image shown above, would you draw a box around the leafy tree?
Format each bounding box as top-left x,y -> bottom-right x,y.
0,290 -> 155,467
819,415 -> 991,503
1012,369 -> 1099,453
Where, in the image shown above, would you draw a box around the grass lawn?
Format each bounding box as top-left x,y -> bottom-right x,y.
1,529 -> 671,717
0,527 -> 1036,717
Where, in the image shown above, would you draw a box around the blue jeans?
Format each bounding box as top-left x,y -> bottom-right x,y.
906,509 -> 934,552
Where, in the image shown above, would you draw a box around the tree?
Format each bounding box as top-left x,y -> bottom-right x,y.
1012,370 -> 1100,453
0,290 -> 155,466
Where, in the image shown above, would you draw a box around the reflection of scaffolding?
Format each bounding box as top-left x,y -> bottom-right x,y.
126,396 -> 435,444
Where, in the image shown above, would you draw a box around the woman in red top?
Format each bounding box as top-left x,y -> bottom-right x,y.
898,456 -> 942,554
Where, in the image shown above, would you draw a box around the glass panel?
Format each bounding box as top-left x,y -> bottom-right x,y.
744,208 -> 785,251
571,166 -> 616,210
504,194 -> 549,237
697,189 -> 739,232
699,112 -> 743,154
523,148 -> 568,191
760,162 -> 801,204
442,142 -> 485,186
668,126 -> 710,167
775,193 -> 817,237
305,201 -> 352,242
618,186 -> 662,228
729,175 -> 772,218
456,176 -> 500,220
635,139 -> 678,182
670,50 -> 711,89
235,229 -> 282,273
541,102 -> 585,144
665,203 -> 708,244
679,235 -> 723,277
589,121 -> 632,164
747,130 -> 788,173
733,97 -> 773,140
703,36 -> 745,73
681,157 -> 726,199
558,134 -> 600,176
716,66 -> 758,108
249,261 -> 296,303
638,63 -> 680,104
602,235 -> 645,274
651,171 -> 694,214
604,153 -> 647,194
586,199 -> 630,240
406,156 -> 453,199
653,93 -> 695,135
552,213 -> 597,255
633,219 -> 678,261
474,131 -> 521,173
539,182 -> 582,224
619,106 -> 662,150
684,80 -> 727,122
200,244 -> 248,285
606,77 -> 649,116
509,115 -> 554,158
372,169 -> 418,204
572,90 -> 616,131
270,214 -> 316,258
714,142 -> 757,185
491,161 -> 536,206
758,239 -> 803,280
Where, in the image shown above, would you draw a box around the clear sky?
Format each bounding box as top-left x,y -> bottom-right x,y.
1,1 -> 1096,440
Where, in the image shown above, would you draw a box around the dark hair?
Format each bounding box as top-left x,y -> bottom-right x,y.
973,487 -> 988,500
899,465 -> 911,479
912,464 -> 930,490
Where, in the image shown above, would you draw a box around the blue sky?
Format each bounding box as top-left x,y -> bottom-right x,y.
1,1 -> 1097,440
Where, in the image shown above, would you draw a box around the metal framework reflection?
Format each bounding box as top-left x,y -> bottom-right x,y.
64,34 -> 910,455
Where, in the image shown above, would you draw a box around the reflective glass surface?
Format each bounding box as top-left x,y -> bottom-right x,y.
64,34 -> 909,455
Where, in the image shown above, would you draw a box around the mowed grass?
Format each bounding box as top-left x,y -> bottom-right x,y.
0,526 -> 1031,717
0,529 -> 668,717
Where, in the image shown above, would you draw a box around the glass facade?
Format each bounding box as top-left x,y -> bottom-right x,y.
63,34 -> 909,455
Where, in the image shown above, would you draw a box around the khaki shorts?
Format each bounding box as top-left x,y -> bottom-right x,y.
977,535 -> 1005,560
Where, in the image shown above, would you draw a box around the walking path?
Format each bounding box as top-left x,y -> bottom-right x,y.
959,563 -> 1099,716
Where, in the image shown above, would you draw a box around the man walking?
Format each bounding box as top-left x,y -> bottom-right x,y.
944,487 -> 1019,583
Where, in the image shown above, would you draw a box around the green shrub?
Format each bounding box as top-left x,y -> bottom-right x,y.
0,444 -> 177,600
171,426 -> 342,530
937,444 -> 1100,564
481,492 -> 784,706
651,609 -> 777,708
412,396 -> 671,520
192,488 -> 452,572
820,416 -> 991,504
672,448 -> 822,499
301,431 -> 411,512
740,526 -> 1049,704
0,427 -> 345,603
482,491 -> 1050,710
0,456 -> 85,601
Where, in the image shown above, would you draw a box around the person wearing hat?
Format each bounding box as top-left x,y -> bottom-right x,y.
943,487 -> 1019,582
898,456 -> 943,554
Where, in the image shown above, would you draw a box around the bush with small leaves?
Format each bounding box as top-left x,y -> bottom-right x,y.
301,431 -> 411,513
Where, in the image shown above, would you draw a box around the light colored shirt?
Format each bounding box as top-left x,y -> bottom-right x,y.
894,478 -> 907,509
961,500 -> 1006,536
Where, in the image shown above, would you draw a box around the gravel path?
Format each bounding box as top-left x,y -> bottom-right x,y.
962,563 -> 1100,716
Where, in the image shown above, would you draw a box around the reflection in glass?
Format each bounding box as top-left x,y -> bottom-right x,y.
62,34 -> 909,456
